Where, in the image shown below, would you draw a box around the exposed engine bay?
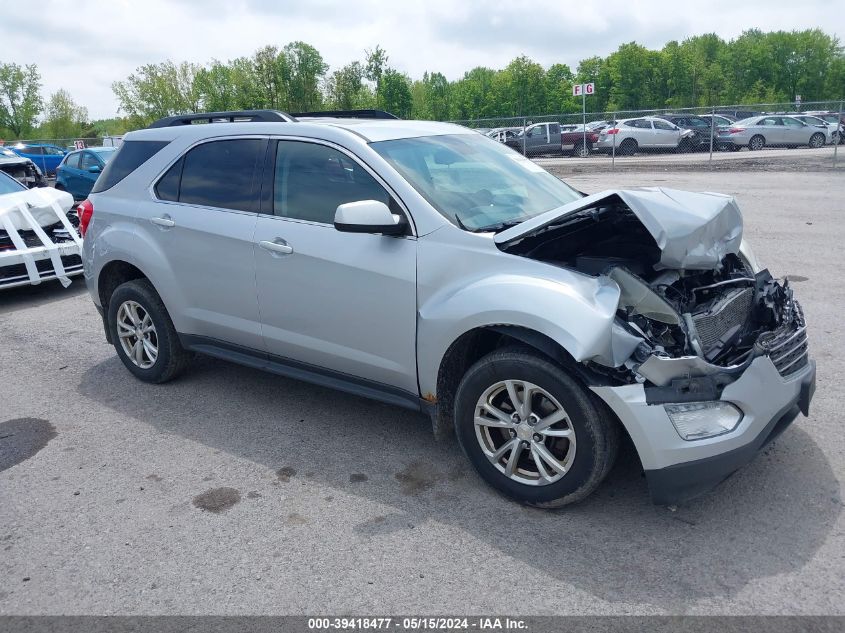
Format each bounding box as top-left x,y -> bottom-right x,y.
497,189 -> 809,388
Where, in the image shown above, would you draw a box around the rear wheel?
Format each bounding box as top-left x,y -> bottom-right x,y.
454,348 -> 619,507
108,279 -> 192,383
809,132 -> 825,149
574,141 -> 591,158
749,135 -> 765,151
619,138 -> 638,156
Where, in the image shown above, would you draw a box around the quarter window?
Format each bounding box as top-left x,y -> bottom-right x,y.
273,141 -> 392,224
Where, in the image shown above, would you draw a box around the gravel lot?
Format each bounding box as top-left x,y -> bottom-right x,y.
1,168 -> 843,616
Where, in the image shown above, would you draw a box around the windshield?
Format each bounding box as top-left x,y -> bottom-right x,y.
91,147 -> 118,162
0,171 -> 27,194
371,134 -> 582,231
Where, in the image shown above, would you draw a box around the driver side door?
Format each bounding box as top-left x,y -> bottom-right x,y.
253,139 -> 418,396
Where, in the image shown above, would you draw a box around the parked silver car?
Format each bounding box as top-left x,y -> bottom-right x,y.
595,117 -> 695,155
785,114 -> 835,144
717,115 -> 828,150
82,109 -> 815,508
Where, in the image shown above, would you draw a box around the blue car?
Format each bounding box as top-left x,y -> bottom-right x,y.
55,147 -> 117,200
9,143 -> 67,176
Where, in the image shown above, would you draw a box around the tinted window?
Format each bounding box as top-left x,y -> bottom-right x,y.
80,152 -> 100,169
91,140 -> 170,193
178,139 -> 262,211
64,153 -> 80,169
274,141 -> 391,224
155,157 -> 183,202
653,120 -> 674,130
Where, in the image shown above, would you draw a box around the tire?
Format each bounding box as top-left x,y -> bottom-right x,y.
619,138 -> 638,156
107,279 -> 192,383
574,141 -> 591,158
748,135 -> 765,151
454,347 -> 619,508
809,132 -> 825,149
677,139 -> 693,153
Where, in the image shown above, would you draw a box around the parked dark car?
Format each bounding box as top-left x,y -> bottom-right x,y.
504,122 -> 563,155
55,147 -> 117,200
659,114 -> 719,151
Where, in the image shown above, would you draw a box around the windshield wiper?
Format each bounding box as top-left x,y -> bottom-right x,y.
472,218 -> 525,233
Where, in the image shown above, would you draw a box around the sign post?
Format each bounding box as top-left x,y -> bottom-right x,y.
573,83 -> 595,158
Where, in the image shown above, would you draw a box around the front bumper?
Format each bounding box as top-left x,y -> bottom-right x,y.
591,356 -> 816,505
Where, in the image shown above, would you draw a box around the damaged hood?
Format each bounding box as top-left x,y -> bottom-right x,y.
495,187 -> 743,270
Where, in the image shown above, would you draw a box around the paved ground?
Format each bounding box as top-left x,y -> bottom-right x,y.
1,170 -> 843,615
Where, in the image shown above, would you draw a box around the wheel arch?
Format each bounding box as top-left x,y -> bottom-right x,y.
430,324 -> 617,440
96,260 -> 153,343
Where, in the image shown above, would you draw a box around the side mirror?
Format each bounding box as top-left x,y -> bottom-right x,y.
334,200 -> 405,236
88,164 -> 101,173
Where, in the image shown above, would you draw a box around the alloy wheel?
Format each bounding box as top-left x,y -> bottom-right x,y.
473,379 -> 576,486
116,300 -> 158,369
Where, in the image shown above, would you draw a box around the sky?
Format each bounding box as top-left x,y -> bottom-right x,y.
1,0 -> 839,120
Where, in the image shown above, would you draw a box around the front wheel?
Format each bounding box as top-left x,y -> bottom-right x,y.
454,348 -> 619,508
809,132 -> 825,149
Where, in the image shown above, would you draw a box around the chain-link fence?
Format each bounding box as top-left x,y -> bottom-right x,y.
452,100 -> 845,169
0,137 -> 121,178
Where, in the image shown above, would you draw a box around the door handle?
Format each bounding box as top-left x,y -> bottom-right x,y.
259,239 -> 294,255
151,216 -> 175,228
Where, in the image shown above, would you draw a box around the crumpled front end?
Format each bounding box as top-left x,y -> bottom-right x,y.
497,187 -> 816,503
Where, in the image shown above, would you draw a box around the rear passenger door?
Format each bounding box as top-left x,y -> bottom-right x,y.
253,139 -> 418,395
142,137 -> 266,350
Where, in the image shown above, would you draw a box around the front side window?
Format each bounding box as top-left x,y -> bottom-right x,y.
653,120 -> 674,130
372,133 -> 582,231
177,139 -> 263,211
64,153 -> 80,169
80,152 -> 100,170
273,141 -> 392,224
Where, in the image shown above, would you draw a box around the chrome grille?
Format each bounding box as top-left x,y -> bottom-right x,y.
691,287 -> 754,353
758,301 -> 809,376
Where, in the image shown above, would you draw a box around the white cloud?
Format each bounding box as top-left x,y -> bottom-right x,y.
1,0 -> 838,119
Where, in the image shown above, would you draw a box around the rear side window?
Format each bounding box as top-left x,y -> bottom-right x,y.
175,139 -> 263,212
91,140 -> 169,193
64,153 -> 80,169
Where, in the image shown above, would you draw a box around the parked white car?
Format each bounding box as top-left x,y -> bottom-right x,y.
595,117 -> 695,155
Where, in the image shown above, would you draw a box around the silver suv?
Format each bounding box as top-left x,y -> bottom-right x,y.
82,109 -> 815,507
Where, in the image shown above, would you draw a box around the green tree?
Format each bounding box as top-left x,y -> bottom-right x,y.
41,89 -> 89,139
378,69 -> 412,118
494,56 -> 546,116
283,41 -> 328,111
449,67 -> 497,120
326,61 -> 371,110
0,62 -> 43,137
112,61 -> 200,126
251,45 -> 288,109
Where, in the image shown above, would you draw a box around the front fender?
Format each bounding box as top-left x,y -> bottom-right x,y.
417,271 -> 638,397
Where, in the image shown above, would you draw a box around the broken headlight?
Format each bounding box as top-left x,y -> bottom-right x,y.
664,401 -> 743,440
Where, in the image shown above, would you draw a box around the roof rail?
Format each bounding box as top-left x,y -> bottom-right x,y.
292,109 -> 399,120
147,110 -> 297,129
